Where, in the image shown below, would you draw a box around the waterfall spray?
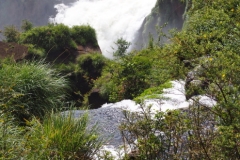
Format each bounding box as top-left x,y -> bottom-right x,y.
50,0 -> 157,58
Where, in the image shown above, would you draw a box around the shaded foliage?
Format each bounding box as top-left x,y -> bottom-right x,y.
3,25 -> 20,43
0,58 -> 68,123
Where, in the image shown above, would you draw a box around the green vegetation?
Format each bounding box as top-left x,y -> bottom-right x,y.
120,102 -> 217,160
113,38 -> 131,58
0,59 -> 104,159
118,0 -> 240,159
0,111 -> 103,159
19,24 -> 74,58
3,22 -> 98,62
134,81 -> 172,103
95,44 -> 181,102
54,53 -> 109,106
71,25 -> 98,47
0,0 -> 240,159
21,19 -> 33,32
3,25 -> 19,43
3,22 -> 105,107
24,111 -> 102,159
0,59 -> 68,123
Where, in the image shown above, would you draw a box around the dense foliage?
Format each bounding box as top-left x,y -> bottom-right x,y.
19,24 -> 97,60
0,111 -> 103,159
0,59 -> 68,123
3,22 -> 98,61
118,0 -> 240,159
0,0 -> 240,159
95,43 -> 182,102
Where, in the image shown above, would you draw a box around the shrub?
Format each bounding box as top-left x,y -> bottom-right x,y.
19,24 -> 77,58
0,59 -> 68,123
26,44 -> 45,59
19,24 -> 99,62
21,20 -> 33,32
0,110 -> 103,159
94,41 -> 182,102
0,113 -> 24,159
52,24 -> 72,50
113,38 -> 131,58
76,53 -> 108,79
95,51 -> 155,102
24,111 -> 103,159
120,101 -> 217,160
3,25 -> 20,43
71,25 -> 98,47
19,25 -> 56,54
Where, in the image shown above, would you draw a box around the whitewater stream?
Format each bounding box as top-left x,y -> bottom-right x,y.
50,0 -> 157,58
63,81 -> 216,159
51,1 -> 213,159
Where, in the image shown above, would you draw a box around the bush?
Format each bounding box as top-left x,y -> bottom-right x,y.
53,24 -> 72,50
71,25 -> 98,47
3,25 -> 20,43
113,38 -> 131,58
120,101 -> 217,160
76,53 -> 107,79
0,59 -> 68,123
19,24 -> 98,62
0,113 -> 24,159
24,111 -> 103,159
0,110 -> 103,159
21,20 -> 33,32
19,25 -> 56,54
103,53 -> 152,102
26,44 -> 45,59
19,24 -> 78,58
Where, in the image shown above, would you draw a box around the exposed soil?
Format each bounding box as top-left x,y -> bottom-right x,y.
0,41 -> 101,63
44,44 -> 102,64
0,41 -> 28,61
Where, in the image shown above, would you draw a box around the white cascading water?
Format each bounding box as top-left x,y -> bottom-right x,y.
50,0 -> 157,58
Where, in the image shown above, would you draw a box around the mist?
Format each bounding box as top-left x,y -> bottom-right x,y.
51,0 -> 157,58
0,0 -> 76,39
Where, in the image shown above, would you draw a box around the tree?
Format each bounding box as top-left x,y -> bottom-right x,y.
3,25 -> 19,42
21,20 -> 33,32
113,38 -> 131,58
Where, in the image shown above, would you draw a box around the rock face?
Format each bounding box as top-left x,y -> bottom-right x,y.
88,89 -> 108,109
0,41 -> 28,61
133,0 -> 185,49
0,0 -> 76,30
76,44 -> 101,55
47,44 -> 102,63
184,58 -> 212,100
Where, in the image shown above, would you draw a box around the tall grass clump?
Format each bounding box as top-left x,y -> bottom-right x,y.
0,58 -> 68,123
0,113 -> 24,159
24,111 -> 103,159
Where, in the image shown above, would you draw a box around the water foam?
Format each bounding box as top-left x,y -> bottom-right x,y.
50,0 -> 157,58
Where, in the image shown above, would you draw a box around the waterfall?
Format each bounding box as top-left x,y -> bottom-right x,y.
50,0 -> 157,58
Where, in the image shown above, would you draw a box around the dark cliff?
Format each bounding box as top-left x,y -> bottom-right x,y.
0,0 -> 76,31
133,0 -> 185,49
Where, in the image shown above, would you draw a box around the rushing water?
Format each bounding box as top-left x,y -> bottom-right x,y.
50,0 -> 157,58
